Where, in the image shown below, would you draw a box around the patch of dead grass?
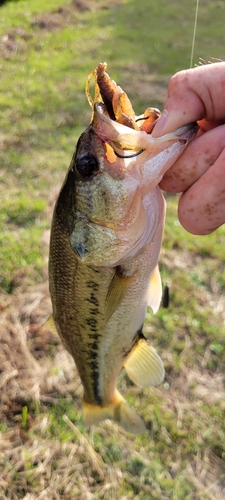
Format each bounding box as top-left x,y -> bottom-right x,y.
0,273 -> 224,499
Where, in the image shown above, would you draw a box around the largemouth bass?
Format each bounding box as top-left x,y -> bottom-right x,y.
48,63 -> 197,434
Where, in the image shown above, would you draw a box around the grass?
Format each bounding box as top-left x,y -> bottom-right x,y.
0,0 -> 225,499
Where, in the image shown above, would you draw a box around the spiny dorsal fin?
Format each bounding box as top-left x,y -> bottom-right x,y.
147,265 -> 162,314
105,270 -> 134,322
124,338 -> 165,387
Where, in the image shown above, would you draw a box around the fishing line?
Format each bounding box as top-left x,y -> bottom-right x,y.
190,0 -> 200,68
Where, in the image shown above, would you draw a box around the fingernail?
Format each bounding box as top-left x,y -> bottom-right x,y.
152,109 -> 168,137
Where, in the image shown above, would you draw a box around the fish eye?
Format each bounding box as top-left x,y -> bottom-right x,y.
74,153 -> 98,181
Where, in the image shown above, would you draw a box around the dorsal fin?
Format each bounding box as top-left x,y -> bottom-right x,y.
147,265 -> 162,314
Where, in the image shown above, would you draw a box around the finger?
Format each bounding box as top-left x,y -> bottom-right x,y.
159,124 -> 225,193
178,147 -> 225,235
152,62 -> 225,137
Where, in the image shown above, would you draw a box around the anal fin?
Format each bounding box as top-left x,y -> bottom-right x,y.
124,338 -> 165,387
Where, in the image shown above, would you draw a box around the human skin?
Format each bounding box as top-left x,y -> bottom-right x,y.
152,62 -> 225,235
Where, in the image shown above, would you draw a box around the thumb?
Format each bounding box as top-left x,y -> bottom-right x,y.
152,63 -> 225,137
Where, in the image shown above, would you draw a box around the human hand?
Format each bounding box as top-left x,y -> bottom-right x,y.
152,62 -> 225,235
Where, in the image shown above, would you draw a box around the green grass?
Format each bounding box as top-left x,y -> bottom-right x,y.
1,0 -> 225,499
1,0 -> 225,293
0,0 -> 224,284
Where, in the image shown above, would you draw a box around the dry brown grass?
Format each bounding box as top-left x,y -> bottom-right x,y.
0,270 -> 225,499
0,282 -> 123,499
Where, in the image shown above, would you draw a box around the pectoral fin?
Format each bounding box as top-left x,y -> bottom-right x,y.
124,338 -> 165,387
147,265 -> 162,314
105,270 -> 134,322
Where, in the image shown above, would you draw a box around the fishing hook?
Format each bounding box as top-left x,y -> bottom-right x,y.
135,116 -> 148,123
114,148 -> 145,159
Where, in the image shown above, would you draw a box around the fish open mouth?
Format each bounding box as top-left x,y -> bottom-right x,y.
86,62 -> 198,161
86,62 -> 163,158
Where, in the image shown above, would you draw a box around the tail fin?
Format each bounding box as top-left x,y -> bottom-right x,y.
82,391 -> 146,435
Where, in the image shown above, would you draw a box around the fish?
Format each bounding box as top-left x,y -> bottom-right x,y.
47,62 -> 198,434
